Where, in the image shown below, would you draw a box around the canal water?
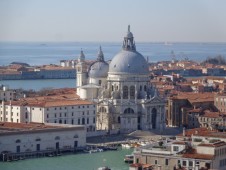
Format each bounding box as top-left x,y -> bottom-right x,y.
0,149 -> 133,170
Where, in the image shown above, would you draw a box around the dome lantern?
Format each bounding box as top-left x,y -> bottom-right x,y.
78,48 -> 85,62
122,25 -> 136,51
97,46 -> 104,62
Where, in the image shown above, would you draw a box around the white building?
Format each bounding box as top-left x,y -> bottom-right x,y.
0,85 -> 15,101
0,122 -> 86,161
0,90 -> 96,133
76,26 -> 166,133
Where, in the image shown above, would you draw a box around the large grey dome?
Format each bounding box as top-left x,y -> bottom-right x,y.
109,25 -> 149,75
89,61 -> 109,78
109,50 -> 149,75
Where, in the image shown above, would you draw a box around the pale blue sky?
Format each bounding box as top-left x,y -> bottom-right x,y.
0,0 -> 226,42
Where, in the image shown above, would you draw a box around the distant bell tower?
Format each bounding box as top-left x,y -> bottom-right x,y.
76,49 -> 87,96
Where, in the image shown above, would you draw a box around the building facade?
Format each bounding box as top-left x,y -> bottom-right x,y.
0,93 -> 96,133
76,26 -> 166,133
0,122 -> 86,160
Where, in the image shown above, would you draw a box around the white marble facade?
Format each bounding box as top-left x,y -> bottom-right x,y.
76,26 -> 166,133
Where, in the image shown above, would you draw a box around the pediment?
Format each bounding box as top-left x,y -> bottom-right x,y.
146,96 -> 163,104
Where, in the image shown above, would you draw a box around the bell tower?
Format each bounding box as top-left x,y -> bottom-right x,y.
76,49 -> 87,95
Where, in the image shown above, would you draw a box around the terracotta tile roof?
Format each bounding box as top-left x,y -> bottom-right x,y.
177,127 -> 226,139
4,88 -> 94,107
182,153 -> 214,160
177,128 -> 211,137
200,111 -> 222,118
171,92 -> 214,103
187,108 -> 202,113
6,98 -> 94,107
198,141 -> 226,147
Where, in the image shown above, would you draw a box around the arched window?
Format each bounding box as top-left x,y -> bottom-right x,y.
99,80 -> 102,85
74,134 -> 78,138
82,118 -> 85,125
123,86 -> 128,99
59,119 -> 62,124
144,85 -> 147,91
130,86 -> 135,99
55,136 -> 60,140
152,108 -> 157,129
124,108 -> 135,114
15,139 -> 21,143
118,116 -> 121,123
99,107 -> 106,113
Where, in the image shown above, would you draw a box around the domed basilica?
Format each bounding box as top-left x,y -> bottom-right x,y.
76,26 -> 166,133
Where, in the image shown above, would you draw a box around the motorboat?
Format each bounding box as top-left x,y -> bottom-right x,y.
124,154 -> 134,163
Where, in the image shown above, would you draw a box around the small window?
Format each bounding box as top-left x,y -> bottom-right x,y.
173,146 -> 179,151
78,119 -> 80,125
35,138 -> 41,141
93,117 -> 95,124
189,161 -> 193,167
155,160 -> 158,165
144,85 -> 147,91
16,139 -> 21,143
165,159 -> 169,166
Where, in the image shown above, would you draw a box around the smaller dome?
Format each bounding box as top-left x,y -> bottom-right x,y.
88,46 -> 109,78
89,61 -> 109,78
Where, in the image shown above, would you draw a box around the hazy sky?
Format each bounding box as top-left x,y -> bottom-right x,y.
1,0 -> 226,42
